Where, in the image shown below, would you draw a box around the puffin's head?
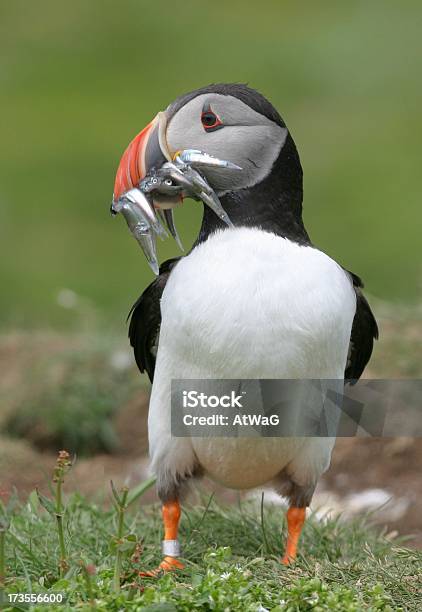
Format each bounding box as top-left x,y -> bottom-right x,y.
113,84 -> 302,209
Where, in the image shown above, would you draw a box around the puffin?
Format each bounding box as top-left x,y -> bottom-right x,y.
112,83 -> 378,574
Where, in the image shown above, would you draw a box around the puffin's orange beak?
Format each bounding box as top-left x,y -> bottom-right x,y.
113,112 -> 170,201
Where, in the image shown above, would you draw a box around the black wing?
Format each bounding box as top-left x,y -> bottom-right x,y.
345,271 -> 379,383
128,258 -> 180,382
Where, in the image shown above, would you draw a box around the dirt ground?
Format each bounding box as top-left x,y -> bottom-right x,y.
0,304 -> 421,545
1,389 -> 421,547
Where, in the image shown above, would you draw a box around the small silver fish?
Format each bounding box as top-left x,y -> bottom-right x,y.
111,150 -> 241,274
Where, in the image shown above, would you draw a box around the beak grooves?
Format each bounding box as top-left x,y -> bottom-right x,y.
114,123 -> 150,200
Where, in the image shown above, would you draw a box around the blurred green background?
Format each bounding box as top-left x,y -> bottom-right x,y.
1,0 -> 421,330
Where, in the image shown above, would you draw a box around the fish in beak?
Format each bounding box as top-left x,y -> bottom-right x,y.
111,111 -> 182,274
111,111 -> 241,274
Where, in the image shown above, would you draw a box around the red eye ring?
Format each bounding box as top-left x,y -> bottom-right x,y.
201,109 -> 223,131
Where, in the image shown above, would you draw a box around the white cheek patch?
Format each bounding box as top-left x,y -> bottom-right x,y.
204,124 -> 287,193
166,93 -> 288,193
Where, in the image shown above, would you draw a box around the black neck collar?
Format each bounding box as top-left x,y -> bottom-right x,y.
193,133 -> 311,248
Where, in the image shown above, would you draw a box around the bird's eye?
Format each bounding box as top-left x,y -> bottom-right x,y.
201,107 -> 223,132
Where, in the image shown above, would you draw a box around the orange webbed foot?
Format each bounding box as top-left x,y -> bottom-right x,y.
139,556 -> 185,577
281,554 -> 295,566
160,556 -> 185,571
139,500 -> 184,577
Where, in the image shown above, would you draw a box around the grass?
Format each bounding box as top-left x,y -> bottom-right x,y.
0,458 -> 421,611
0,309 -> 420,609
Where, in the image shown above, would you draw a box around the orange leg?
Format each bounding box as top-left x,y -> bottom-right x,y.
139,500 -> 184,577
281,506 -> 306,565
